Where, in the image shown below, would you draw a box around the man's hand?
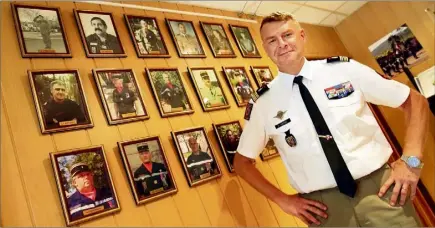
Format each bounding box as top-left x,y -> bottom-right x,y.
378,159 -> 422,206
277,194 -> 328,226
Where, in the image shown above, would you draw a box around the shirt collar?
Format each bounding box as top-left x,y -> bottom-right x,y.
277,57 -> 313,81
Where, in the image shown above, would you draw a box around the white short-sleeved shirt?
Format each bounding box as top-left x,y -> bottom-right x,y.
237,58 -> 410,193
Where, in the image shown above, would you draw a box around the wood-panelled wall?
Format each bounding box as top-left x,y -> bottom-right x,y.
335,1 -> 435,202
1,1 -> 350,227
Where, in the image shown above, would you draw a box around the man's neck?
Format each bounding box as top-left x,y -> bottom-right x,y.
79,186 -> 95,194
278,58 -> 305,76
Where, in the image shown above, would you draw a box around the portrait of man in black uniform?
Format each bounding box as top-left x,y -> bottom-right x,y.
213,121 -> 243,172
112,78 -> 137,118
133,143 -> 172,198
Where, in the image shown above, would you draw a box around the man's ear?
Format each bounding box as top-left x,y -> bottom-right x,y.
300,29 -> 306,43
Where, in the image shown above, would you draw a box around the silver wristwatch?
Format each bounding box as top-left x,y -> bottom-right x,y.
401,155 -> 424,168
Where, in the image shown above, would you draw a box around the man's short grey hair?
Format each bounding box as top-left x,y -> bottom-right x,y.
260,11 -> 299,30
50,80 -> 66,91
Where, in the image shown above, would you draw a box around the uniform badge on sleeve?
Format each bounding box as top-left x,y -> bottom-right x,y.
324,81 -> 355,100
244,103 -> 253,120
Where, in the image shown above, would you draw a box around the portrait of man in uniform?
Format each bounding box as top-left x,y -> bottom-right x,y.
200,22 -> 235,58
118,136 -> 177,205
147,68 -> 194,117
189,67 -> 230,111
166,19 -> 206,57
74,10 -> 125,57
223,67 -> 255,106
12,4 -> 71,57
230,24 -> 261,58
213,120 -> 243,172
251,66 -> 275,87
29,69 -> 93,134
125,15 -> 169,57
50,145 -> 120,226
172,127 -> 221,186
93,69 -> 149,125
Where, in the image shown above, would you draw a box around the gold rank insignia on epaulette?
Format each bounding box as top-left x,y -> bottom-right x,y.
326,56 -> 350,63
251,84 -> 269,103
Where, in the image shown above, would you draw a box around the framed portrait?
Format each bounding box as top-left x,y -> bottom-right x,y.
11,3 -> 71,58
118,136 -> 178,205
212,120 -> 243,173
187,67 -> 230,112
124,15 -> 170,58
50,145 -> 120,226
28,69 -> 93,134
260,138 -> 280,161
93,68 -> 149,125
222,66 -> 256,106
74,10 -> 126,58
166,18 -> 206,58
251,66 -> 275,87
171,126 -> 222,186
200,22 -> 236,58
229,24 -> 261,58
145,68 -> 194,118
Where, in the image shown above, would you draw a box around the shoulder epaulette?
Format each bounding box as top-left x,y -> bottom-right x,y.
326,56 -> 350,63
251,84 -> 269,103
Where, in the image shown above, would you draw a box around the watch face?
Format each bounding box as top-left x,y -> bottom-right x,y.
408,157 -> 421,167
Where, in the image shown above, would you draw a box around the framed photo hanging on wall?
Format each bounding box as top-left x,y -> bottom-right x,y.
250,66 -> 275,87
212,120 -> 243,173
124,15 -> 170,58
50,145 -> 120,226
118,136 -> 178,205
145,68 -> 194,117
166,18 -> 206,58
171,126 -> 222,187
222,66 -> 256,106
11,3 -> 72,58
74,10 -> 126,58
93,68 -> 149,125
229,24 -> 261,58
200,22 -> 236,58
28,69 -> 93,134
187,67 -> 230,112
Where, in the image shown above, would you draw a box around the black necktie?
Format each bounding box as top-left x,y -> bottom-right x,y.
293,76 -> 357,198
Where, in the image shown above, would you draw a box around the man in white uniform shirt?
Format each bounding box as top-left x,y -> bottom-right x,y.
234,12 -> 430,227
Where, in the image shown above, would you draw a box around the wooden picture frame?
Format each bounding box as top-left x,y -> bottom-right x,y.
28,69 -> 93,134
229,24 -> 261,58
222,66 -> 256,107
212,120 -> 243,173
74,9 -> 126,58
250,66 -> 275,88
145,68 -> 194,117
92,68 -> 150,125
187,67 -> 230,112
124,14 -> 170,58
11,3 -> 72,58
171,126 -> 222,186
118,136 -> 178,205
50,145 -> 120,226
200,21 -> 236,58
166,18 -> 206,58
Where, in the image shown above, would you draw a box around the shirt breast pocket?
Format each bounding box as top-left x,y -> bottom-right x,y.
326,90 -> 362,108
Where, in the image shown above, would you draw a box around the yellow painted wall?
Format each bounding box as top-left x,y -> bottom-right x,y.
0,1 -> 350,227
335,1 -> 435,201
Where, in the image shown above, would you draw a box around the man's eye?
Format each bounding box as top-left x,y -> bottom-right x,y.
268,39 -> 276,44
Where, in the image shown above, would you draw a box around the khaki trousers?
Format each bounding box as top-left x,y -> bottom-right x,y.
301,164 -> 422,227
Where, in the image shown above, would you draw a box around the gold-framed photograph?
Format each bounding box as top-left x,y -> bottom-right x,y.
28,69 -> 93,134
171,126 -> 222,187
200,21 -> 236,58
118,136 -> 178,205
229,24 -> 261,58
187,67 -> 230,112
166,18 -> 206,58
250,66 -> 275,87
50,145 -> 120,226
124,14 -> 170,58
212,120 -> 242,173
145,68 -> 194,118
222,66 -> 256,106
92,68 -> 150,125
11,3 -> 72,58
74,9 -> 126,58
260,138 -> 280,161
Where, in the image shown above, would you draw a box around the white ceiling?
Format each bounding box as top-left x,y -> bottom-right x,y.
164,1 -> 367,27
